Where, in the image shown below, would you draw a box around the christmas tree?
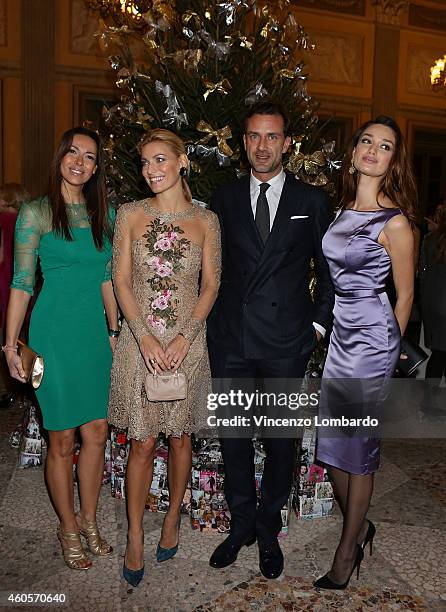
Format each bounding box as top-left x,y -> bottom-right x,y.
85,0 -> 340,207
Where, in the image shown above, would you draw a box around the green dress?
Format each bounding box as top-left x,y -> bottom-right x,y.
11,197 -> 113,431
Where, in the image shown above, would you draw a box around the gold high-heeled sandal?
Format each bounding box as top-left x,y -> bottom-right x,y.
76,513 -> 113,556
57,526 -> 92,570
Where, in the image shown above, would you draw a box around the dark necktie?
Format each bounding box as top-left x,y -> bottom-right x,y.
255,182 -> 270,244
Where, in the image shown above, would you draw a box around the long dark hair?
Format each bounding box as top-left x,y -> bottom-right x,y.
48,127 -> 111,249
433,205 -> 446,263
340,116 -> 419,226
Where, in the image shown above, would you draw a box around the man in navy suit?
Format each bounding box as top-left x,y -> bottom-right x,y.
208,100 -> 334,579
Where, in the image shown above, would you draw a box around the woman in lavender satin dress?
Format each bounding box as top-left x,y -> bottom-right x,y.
314,117 -> 419,590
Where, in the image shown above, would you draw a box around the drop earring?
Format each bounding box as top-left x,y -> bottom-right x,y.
179,167 -> 188,177
348,157 -> 356,175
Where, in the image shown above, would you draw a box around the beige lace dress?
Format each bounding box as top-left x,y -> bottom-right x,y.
108,199 -> 221,441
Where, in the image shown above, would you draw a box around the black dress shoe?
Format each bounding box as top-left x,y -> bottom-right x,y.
259,540 -> 284,579
209,534 -> 256,569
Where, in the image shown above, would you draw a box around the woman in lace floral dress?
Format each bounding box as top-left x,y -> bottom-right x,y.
108,129 -> 221,586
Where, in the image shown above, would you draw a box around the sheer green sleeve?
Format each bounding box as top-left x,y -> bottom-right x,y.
103,206 -> 116,283
10,200 -> 45,295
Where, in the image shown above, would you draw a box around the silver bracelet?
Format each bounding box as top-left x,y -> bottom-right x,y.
1,345 -> 18,352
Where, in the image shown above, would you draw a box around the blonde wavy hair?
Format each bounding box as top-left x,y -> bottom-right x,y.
138,129 -> 192,203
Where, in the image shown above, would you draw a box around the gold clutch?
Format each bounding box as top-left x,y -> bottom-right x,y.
17,340 -> 44,389
144,371 -> 187,402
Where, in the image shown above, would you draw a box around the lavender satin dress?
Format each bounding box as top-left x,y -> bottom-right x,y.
316,208 -> 402,474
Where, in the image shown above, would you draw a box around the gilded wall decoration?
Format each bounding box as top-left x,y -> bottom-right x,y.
406,44 -> 444,96
409,4 -> 446,33
70,0 -> 101,56
302,31 -> 363,87
291,0 -> 365,16
372,0 -> 409,24
0,0 -> 6,47
74,87 -> 118,131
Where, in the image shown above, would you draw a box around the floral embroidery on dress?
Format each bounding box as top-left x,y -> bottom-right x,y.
143,219 -> 189,334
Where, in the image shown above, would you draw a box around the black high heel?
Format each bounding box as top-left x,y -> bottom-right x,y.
313,545 -> 364,590
361,520 -> 376,556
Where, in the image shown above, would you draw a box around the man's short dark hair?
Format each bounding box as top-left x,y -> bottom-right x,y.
244,99 -> 290,136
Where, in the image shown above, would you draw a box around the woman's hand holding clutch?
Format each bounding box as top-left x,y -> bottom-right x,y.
3,346 -> 26,382
139,335 -> 170,374
165,334 -> 190,371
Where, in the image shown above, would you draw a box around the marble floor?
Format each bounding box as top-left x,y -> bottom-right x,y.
0,397 -> 445,612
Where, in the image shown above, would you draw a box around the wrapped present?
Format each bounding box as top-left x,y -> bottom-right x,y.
17,401 -> 43,468
102,436 -> 112,485
145,437 -> 190,514
72,432 -> 112,485
293,427 -> 333,520
190,438 -> 290,536
72,439 -> 82,482
111,429 -> 129,500
9,423 -> 22,449
190,438 -> 232,533
280,498 -> 291,536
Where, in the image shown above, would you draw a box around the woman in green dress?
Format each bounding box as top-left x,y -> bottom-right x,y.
3,127 -> 118,570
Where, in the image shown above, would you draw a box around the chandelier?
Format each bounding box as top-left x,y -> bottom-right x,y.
84,1 -> 151,25
430,55 -> 446,93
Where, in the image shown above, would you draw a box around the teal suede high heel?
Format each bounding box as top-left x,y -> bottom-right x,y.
123,533 -> 144,587
156,515 -> 181,562
123,562 -> 144,587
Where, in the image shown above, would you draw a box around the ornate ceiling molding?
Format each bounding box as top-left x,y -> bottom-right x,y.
372,0 -> 409,25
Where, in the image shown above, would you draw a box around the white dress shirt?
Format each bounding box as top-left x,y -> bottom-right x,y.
249,168 -> 326,338
250,169 -> 286,229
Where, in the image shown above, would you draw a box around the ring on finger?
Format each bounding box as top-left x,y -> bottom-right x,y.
150,358 -> 157,364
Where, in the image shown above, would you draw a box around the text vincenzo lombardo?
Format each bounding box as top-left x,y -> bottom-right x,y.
206,391 -> 378,429
206,414 -> 379,428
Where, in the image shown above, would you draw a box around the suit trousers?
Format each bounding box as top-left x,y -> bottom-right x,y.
208,343 -> 311,546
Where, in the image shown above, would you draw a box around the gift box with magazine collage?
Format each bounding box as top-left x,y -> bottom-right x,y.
190,438 -> 291,536
107,427 -> 332,525
110,429 -> 189,512
292,427 -> 334,520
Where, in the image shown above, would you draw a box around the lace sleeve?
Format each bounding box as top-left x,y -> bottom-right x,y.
103,258 -> 112,283
103,207 -> 116,283
10,201 -> 44,295
112,203 -> 151,343
179,210 -> 221,343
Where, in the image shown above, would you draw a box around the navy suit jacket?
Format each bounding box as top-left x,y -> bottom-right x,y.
208,170 -> 335,360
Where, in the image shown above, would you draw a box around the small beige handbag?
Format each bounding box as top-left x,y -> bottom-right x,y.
144,371 -> 187,402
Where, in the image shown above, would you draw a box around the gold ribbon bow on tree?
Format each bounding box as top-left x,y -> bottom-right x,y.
287,150 -> 326,175
96,19 -> 130,52
202,77 -> 232,100
196,120 -> 233,157
172,49 -> 203,70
